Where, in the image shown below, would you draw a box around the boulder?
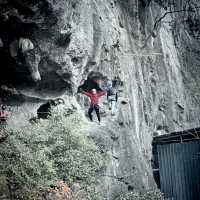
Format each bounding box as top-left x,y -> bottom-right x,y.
19,38 -> 34,53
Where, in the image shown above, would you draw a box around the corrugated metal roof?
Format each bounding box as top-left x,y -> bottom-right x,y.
157,140 -> 200,200
153,127 -> 200,145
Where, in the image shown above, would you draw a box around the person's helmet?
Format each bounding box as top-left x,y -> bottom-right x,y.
55,98 -> 65,105
1,105 -> 6,110
91,89 -> 97,94
58,98 -> 64,104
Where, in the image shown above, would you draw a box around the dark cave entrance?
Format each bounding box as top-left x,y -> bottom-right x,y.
0,12 -> 38,87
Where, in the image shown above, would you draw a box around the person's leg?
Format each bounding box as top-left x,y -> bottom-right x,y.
94,105 -> 101,122
88,106 -> 94,121
109,101 -> 112,110
0,121 -> 8,140
108,97 -> 111,110
111,100 -> 116,115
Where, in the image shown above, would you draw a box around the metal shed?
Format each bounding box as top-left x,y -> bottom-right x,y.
152,128 -> 200,200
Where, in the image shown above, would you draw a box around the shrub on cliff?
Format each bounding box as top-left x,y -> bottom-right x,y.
0,110 -> 107,199
115,189 -> 165,200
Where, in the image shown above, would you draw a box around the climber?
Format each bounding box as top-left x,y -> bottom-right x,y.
80,88 -> 106,123
107,81 -> 118,115
0,105 -> 10,131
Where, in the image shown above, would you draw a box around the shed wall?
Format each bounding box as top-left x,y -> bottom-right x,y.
157,141 -> 200,200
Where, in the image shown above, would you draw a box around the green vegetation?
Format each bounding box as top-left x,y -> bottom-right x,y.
115,189 -> 165,200
0,109 -> 164,200
0,110 -> 107,199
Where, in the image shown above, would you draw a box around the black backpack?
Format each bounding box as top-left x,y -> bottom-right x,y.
107,88 -> 116,96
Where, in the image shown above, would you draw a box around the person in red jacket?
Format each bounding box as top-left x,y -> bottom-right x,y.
0,105 -> 10,131
0,105 -> 10,121
81,88 -> 106,123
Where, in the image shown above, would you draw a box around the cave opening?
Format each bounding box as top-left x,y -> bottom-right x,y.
0,0 -> 54,90
0,11 -> 38,87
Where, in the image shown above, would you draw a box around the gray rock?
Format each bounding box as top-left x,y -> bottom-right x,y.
1,0 -> 200,199
19,38 -> 34,53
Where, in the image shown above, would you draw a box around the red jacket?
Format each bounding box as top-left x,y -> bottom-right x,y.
0,111 -> 10,121
82,91 -> 106,106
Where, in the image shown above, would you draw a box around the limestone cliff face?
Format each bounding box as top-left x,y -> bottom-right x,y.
1,0 -> 200,199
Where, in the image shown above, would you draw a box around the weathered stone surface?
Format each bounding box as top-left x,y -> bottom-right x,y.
0,0 -> 200,199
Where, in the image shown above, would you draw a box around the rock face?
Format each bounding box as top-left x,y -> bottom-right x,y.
1,0 -> 200,199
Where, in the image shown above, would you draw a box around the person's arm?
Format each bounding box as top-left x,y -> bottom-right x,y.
98,91 -> 107,97
115,92 -> 118,102
77,86 -> 82,93
82,90 -> 92,97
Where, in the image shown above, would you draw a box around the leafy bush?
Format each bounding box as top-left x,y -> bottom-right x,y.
115,189 -> 165,200
0,110 -> 107,199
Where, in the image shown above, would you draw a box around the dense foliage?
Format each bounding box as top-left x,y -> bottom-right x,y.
115,189 -> 165,200
0,110 -> 107,199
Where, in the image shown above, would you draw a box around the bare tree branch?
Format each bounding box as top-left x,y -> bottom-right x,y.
153,7 -> 200,30
141,4 -> 200,49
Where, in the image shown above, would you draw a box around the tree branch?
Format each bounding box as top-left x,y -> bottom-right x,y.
141,5 -> 200,49
153,7 -> 200,30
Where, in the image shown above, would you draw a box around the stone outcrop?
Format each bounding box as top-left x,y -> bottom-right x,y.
0,0 -> 200,199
